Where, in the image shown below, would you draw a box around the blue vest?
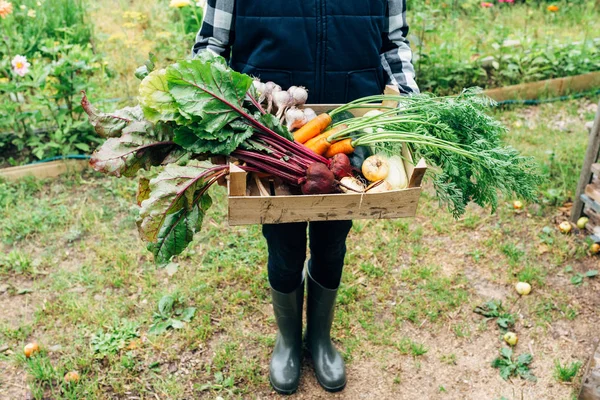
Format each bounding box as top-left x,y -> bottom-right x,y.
230,0 -> 387,104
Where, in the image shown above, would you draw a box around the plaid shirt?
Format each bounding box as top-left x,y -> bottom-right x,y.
192,0 -> 419,94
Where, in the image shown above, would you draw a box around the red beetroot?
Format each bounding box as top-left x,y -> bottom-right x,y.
301,162 -> 337,194
329,153 -> 353,179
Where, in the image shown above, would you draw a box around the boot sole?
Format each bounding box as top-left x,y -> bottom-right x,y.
269,376 -> 298,395
317,379 -> 346,393
304,348 -> 347,393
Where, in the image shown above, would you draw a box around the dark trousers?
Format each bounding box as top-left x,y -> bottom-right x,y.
262,220 -> 353,293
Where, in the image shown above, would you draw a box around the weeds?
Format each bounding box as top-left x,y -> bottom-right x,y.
554,359 -> 582,383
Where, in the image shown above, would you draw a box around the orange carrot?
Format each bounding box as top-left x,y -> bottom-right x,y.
293,113 -> 332,143
305,136 -> 331,155
324,139 -> 354,158
303,123 -> 349,149
304,124 -> 348,147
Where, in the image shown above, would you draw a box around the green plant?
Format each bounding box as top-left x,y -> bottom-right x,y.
195,371 -> 236,395
491,347 -> 537,381
474,300 -> 516,330
91,320 -> 139,357
554,359 -> 582,382
0,250 -> 33,275
570,270 -> 598,286
149,294 -> 196,335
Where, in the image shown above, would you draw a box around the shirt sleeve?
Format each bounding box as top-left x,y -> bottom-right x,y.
191,0 -> 235,60
381,0 -> 419,94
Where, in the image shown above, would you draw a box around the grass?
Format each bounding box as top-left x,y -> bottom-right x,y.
1,98 -> 597,398
554,359 -> 582,383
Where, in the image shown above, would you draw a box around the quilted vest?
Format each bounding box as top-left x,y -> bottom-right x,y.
230,0 -> 387,104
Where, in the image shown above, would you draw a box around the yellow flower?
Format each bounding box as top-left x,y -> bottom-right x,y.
169,0 -> 191,8
156,31 -> 172,39
0,1 -> 13,18
122,10 -> 146,21
108,33 -> 126,42
122,22 -> 137,28
27,9 -> 35,17
0,77 -> 9,83
547,4 -> 559,12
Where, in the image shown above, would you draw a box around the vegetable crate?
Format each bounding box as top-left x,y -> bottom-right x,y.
227,86 -> 427,225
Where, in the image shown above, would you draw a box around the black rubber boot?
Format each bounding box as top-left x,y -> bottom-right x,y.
269,280 -> 304,395
305,269 -> 346,392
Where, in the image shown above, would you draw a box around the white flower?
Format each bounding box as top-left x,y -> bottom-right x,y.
19,4 -> 25,9
11,55 -> 31,77
27,9 -> 35,17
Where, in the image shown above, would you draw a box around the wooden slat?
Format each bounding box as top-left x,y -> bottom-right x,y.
0,160 -> 88,181
408,159 -> 427,188
484,71 -> 600,102
228,163 -> 247,197
578,340 -> 600,400
591,163 -> 600,176
572,100 -> 600,223
585,184 -> 600,205
581,194 -> 600,214
228,187 -> 422,225
381,85 -> 400,108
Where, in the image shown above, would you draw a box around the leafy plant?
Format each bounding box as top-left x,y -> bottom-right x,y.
570,270 -> 598,286
91,320 -> 140,357
474,300 -> 516,330
196,371 -> 236,395
554,359 -> 582,382
491,347 -> 537,381
0,39 -> 106,163
149,294 -> 196,335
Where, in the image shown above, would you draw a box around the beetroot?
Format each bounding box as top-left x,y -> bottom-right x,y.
329,153 -> 353,179
301,162 -> 337,194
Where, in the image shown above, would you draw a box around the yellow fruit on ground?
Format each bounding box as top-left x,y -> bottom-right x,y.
513,200 -> 523,210
590,243 -> 600,254
64,371 -> 80,383
503,332 -> 518,346
558,221 -> 572,234
577,217 -> 589,229
24,342 -> 39,358
515,282 -> 532,295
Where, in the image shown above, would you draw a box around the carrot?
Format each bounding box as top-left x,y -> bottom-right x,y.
324,139 -> 354,158
303,123 -> 349,149
305,136 -> 331,155
293,113 -> 332,143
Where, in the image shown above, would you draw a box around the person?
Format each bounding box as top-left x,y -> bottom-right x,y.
192,0 -> 418,394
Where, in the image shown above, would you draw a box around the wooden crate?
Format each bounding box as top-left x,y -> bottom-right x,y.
227,85 -> 427,225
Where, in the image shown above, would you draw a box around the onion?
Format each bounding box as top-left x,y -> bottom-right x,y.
303,108 -> 317,122
289,86 -> 308,106
362,154 -> 389,182
273,91 -> 292,118
366,180 -> 392,193
339,176 -> 365,193
252,80 -> 266,101
285,107 -> 307,131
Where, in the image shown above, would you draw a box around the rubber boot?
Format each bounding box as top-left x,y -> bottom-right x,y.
269,280 -> 304,395
305,269 -> 346,392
